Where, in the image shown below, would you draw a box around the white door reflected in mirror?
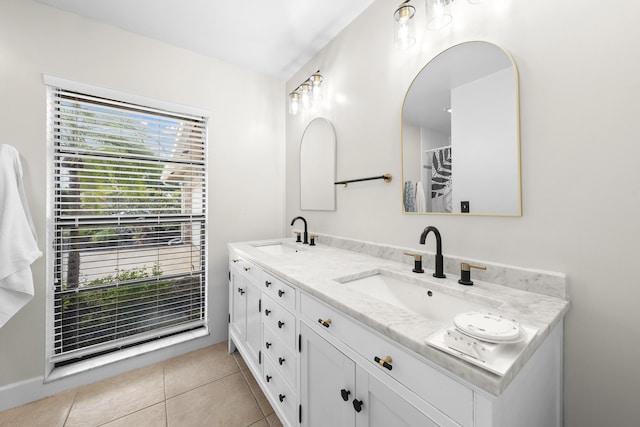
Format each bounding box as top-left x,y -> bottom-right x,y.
300,117 -> 336,211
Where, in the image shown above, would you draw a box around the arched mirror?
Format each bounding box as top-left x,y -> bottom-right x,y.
401,41 -> 521,215
300,117 -> 336,211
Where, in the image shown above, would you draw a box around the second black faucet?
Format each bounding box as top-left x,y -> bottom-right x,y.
419,226 -> 446,278
290,216 -> 309,244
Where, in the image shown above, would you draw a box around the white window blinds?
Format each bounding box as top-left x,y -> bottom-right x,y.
47,81 -> 208,364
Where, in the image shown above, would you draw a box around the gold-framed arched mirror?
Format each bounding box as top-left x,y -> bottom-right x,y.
401,41 -> 521,216
300,117 -> 336,211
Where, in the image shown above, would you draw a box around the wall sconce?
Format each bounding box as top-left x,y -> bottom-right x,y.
426,0 -> 454,30
424,0 -> 486,31
288,92 -> 300,115
394,1 -> 416,49
288,70 -> 324,115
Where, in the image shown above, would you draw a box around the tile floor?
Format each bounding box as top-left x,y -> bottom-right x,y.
0,342 -> 283,427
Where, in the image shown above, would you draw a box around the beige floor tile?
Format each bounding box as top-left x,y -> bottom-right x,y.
266,413 -> 284,427
101,402 -> 166,427
65,362 -> 165,427
0,389 -> 76,427
164,342 -> 239,398
166,372 -> 262,427
240,368 -> 274,417
248,419 -> 269,427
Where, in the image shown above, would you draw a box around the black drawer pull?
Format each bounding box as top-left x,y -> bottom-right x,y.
237,288 -> 245,295
266,375 -> 272,383
265,280 -> 272,288
264,309 -> 271,316
278,289 -> 285,297
278,320 -> 285,329
279,357 -> 285,365
265,342 -> 272,349
318,318 -> 332,328
232,259 -> 240,263
279,394 -> 286,403
340,389 -> 351,402
353,399 -> 363,413
374,356 -> 393,370
244,266 -> 251,271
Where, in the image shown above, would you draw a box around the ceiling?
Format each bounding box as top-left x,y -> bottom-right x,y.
36,0 -> 377,80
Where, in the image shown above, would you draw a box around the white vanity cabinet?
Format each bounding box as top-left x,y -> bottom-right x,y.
228,245 -> 564,427
300,323 -> 447,427
299,293 -> 468,427
228,253 -> 262,370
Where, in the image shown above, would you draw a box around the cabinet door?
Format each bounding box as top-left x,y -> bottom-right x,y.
354,368 -> 442,427
300,323 -> 355,427
245,278 -> 262,366
230,268 -> 247,340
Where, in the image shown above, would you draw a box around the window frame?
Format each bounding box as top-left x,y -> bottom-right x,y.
44,75 -> 210,376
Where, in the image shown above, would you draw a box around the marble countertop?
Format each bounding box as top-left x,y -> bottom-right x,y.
228,237 -> 570,396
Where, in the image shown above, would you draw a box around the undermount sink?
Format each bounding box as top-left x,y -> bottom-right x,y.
253,243 -> 303,256
338,272 -> 501,323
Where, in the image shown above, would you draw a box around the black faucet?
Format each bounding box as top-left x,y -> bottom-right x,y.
290,216 -> 308,244
419,226 -> 446,278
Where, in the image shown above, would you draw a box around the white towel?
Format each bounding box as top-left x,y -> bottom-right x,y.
0,144 -> 41,328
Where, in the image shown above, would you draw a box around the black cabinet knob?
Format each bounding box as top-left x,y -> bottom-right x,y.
237,288 -> 245,295
265,309 -> 271,316
265,280 -> 271,288
340,389 -> 351,402
266,375 -> 272,383
279,394 -> 286,403
278,289 -> 285,297
265,342 -> 272,349
352,399 -> 363,413
278,320 -> 285,329
279,357 -> 285,365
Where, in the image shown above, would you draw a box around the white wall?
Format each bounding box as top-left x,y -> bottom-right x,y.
0,0 -> 284,405
286,0 -> 640,426
401,122 -> 421,183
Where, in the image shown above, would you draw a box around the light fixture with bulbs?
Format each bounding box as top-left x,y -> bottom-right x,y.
393,0 -> 488,48
426,0 -> 454,30
394,1 -> 416,49
288,70 -> 323,115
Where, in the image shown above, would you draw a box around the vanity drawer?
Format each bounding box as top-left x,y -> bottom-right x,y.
300,292 -> 473,427
262,294 -> 296,350
230,255 -> 261,283
263,271 -> 296,312
263,323 -> 297,390
263,355 -> 297,426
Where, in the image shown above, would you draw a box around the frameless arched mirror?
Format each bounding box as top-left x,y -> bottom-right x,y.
300,117 -> 336,211
401,41 -> 521,216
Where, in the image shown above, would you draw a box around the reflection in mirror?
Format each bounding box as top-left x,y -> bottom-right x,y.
402,41 -> 521,215
300,117 -> 336,211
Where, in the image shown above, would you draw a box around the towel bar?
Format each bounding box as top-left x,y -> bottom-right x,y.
334,174 -> 392,187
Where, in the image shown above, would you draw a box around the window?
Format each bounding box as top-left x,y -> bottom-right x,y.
46,78 -> 207,365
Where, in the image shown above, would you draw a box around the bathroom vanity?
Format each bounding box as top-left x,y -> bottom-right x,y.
228,235 -> 569,427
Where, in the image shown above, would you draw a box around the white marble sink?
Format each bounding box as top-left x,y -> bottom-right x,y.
252,242 -> 303,256
338,271 -> 502,323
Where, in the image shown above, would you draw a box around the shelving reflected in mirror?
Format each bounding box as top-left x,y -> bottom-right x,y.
401,41 -> 521,216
